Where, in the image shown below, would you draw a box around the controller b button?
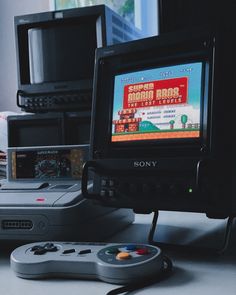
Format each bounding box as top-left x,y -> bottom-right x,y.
116,252 -> 131,260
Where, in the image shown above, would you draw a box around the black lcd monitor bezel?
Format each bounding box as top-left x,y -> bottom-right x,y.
14,6 -> 107,95
91,30 -> 214,159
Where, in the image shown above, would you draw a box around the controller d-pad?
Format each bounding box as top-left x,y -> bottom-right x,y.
31,242 -> 58,255
31,245 -> 44,252
43,243 -> 58,252
34,248 -> 48,255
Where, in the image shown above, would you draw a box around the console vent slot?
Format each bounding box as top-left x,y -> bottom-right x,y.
1,220 -> 33,230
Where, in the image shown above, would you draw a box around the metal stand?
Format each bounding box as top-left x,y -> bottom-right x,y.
148,211 -> 235,255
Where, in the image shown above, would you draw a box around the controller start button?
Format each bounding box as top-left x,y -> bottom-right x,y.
116,252 -> 131,260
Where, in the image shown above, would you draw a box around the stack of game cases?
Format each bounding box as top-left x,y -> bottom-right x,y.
0,151 -> 6,179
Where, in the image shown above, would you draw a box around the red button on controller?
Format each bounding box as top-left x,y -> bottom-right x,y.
136,248 -> 149,255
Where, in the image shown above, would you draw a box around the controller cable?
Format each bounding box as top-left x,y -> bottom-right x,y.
106,255 -> 173,295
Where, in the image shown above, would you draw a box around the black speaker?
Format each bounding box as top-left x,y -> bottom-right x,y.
159,0 -> 231,33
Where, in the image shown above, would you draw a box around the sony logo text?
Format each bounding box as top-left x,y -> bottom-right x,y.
133,161 -> 157,168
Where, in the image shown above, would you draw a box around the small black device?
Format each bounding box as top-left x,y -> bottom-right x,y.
82,26 -> 236,219
7,111 -> 90,147
14,5 -> 143,113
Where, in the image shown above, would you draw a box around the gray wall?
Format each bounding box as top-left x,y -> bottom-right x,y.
0,0 -> 50,112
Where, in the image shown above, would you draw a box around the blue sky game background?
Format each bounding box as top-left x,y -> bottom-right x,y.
111,62 -> 203,141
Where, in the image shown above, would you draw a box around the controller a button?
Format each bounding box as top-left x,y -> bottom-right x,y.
62,249 -> 76,254
136,248 -> 150,255
116,252 -> 131,260
78,249 -> 91,255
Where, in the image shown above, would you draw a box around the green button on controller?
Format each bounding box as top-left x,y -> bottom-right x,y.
106,248 -> 120,255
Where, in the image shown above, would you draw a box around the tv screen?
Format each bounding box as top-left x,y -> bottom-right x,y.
19,17 -> 97,85
17,124 -> 62,146
111,62 -> 203,143
8,114 -> 64,147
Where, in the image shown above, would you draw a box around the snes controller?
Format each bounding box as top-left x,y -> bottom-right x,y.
11,241 -> 163,284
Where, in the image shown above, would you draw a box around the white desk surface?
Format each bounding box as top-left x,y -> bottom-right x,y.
0,211 -> 236,295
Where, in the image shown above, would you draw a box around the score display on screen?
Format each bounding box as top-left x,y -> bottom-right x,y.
111,62 -> 203,142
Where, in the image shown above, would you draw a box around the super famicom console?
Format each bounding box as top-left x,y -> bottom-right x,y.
0,145 -> 134,241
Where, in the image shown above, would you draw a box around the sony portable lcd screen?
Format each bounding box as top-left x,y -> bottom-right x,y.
111,62 -> 203,142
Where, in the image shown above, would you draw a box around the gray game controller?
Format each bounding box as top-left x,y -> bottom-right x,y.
10,241 -> 163,284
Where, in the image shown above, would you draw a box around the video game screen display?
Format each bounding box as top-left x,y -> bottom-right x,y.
111,62 -> 203,142
11,148 -> 84,180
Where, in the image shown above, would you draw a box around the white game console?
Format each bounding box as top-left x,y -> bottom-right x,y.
0,145 -> 134,241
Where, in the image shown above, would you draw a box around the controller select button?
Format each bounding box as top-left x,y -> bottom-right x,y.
136,248 -> 150,255
116,252 -> 131,260
62,249 -> 76,254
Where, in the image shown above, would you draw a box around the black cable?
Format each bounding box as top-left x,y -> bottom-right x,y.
106,256 -> 173,295
217,216 -> 234,254
148,211 -> 159,245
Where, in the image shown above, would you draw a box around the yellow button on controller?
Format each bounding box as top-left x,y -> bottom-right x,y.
116,252 -> 131,260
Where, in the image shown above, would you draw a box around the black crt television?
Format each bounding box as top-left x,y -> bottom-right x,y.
7,111 -> 91,147
14,5 -> 143,113
82,26 -> 236,219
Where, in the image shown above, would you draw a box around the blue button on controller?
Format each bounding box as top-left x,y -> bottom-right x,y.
125,245 -> 137,251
